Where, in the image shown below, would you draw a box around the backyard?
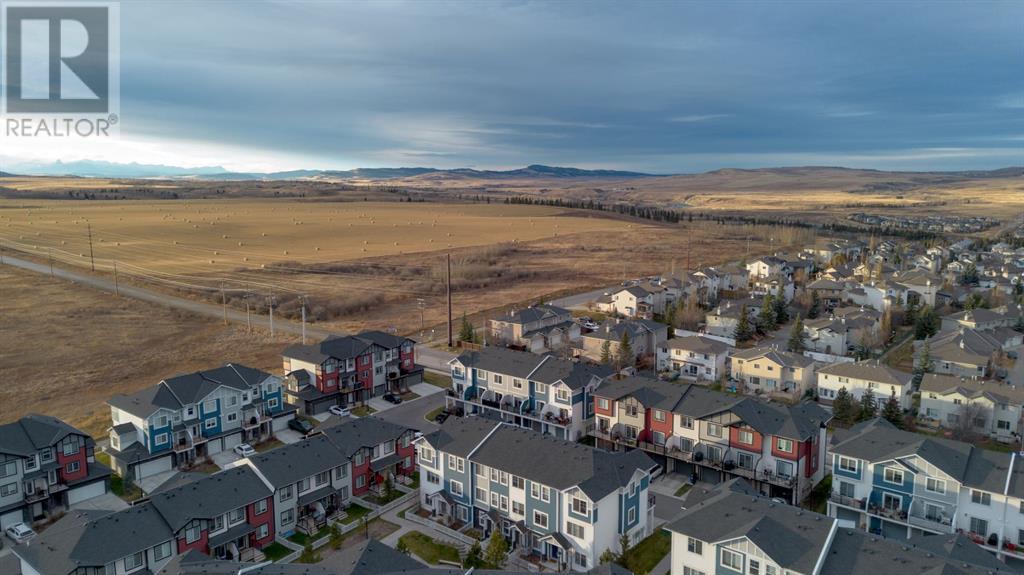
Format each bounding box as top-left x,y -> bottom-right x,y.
398,531 -> 461,565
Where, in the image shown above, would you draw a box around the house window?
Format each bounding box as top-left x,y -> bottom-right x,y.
707,423 -> 722,438
124,551 -> 144,572
24,457 -> 37,472
749,559 -> 761,575
680,416 -> 694,429
205,418 -> 217,429
448,455 -> 464,473
628,507 -> 636,524
998,420 -> 1012,431
775,460 -> 793,479
598,398 -> 610,410
687,537 -> 703,555
971,490 -> 991,506
0,483 -> 18,497
838,457 -> 858,473
738,430 -> 753,444
226,413 -> 237,423
776,438 -> 793,453
427,471 -> 440,484
316,471 -> 329,485
204,399 -> 217,413
533,510 -> 548,528
925,478 -> 946,494
356,475 -> 366,488
230,507 -> 246,524
280,485 -> 294,501
567,521 -> 585,539
721,548 -> 743,571
654,410 -> 666,422
572,496 -> 589,516
970,517 -> 989,536
556,388 -> 570,402
40,448 -> 53,462
530,483 -> 551,502
450,480 -> 463,496
706,445 -> 722,463
737,452 -> 754,470
883,467 -> 903,485
65,461 -> 80,474
154,433 -> 168,446
512,501 -> 524,515
281,509 -> 294,524
258,523 -> 269,539
493,374 -> 503,385
535,382 -> 547,394
354,451 -> 365,466
256,498 -> 268,514
839,481 -> 855,498
185,521 -> 202,544
154,541 -> 172,562
683,568 -> 707,575
513,379 -> 524,390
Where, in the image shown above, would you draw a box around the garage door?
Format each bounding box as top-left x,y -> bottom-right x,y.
272,415 -> 292,433
68,480 -> 107,506
1,508 -> 24,530
137,455 -> 172,480
222,433 -> 242,450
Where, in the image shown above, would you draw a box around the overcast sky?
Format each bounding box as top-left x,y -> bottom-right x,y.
5,0 -> 1023,173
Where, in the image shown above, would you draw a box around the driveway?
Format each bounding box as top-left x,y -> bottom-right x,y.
70,492 -> 129,513
136,468 -> 179,495
372,390 -> 445,434
275,428 -> 305,444
211,449 -> 241,469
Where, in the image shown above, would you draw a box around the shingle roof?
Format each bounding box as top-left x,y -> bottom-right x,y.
0,414 -> 89,457
454,347 -> 611,389
821,531 -> 1013,575
817,360 -> 913,387
730,346 -> 815,368
664,335 -> 730,355
249,434 -> 344,486
497,304 -> 571,325
148,466 -> 271,531
108,363 -> 273,419
283,331 -> 413,364
319,416 -> 412,459
921,373 -> 1024,404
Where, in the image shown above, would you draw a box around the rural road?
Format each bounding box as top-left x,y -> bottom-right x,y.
1,254 -> 456,372
550,284 -> 618,309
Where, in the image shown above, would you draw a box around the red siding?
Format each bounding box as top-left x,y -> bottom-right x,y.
397,438 -> 417,475
400,343 -> 416,373
646,408 -> 673,443
728,426 -> 763,452
593,395 -> 615,417
770,435 -> 800,461
247,497 -> 275,547
802,436 -> 819,477
177,529 -> 209,555
56,441 -> 88,482
352,450 -> 371,496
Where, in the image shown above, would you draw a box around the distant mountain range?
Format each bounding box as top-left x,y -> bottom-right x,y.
1,160 -> 655,180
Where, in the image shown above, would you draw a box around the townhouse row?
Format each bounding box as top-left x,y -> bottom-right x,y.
13,416 -> 417,575
0,415 -> 111,531
418,417 -> 657,572
827,418 -> 1024,562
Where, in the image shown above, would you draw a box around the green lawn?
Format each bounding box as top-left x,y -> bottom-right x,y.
618,530 -> 671,575
288,526 -> 330,546
409,471 -> 420,489
340,503 -> 372,525
674,483 -> 692,497
262,542 -> 291,562
423,372 -> 453,389
109,474 -> 144,502
352,405 -> 377,417
399,531 -> 461,565
425,406 -> 446,423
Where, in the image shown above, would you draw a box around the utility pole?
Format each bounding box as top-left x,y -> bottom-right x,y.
48,248 -> 54,276
300,295 -> 307,345
87,223 -> 95,271
446,253 -> 453,347
221,283 -> 228,325
244,292 -> 252,333
416,298 -> 425,333
268,292 -> 276,338
113,261 -> 120,296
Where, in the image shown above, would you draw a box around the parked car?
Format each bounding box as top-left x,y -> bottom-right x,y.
383,393 -> 403,405
288,418 -> 315,435
6,522 -> 35,543
329,405 -> 352,417
434,410 -> 450,424
582,321 -> 599,330
233,443 -> 256,457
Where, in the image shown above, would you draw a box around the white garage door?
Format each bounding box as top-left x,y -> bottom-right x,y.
137,456 -> 172,480
222,433 -> 242,450
272,415 -> 291,433
1,508 -> 24,530
68,480 -> 107,506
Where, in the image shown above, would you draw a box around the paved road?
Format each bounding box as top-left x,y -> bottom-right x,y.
550,285 -> 618,310
1,254 -> 455,371
372,389 -> 445,434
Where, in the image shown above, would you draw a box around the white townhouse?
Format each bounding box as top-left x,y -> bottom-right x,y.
919,373 -> 1024,442
816,360 -> 914,411
447,347 -> 612,441
418,418 -> 657,573
656,335 -> 731,383
827,418 -> 1024,561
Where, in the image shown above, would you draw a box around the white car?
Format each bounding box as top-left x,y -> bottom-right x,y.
6,522 -> 35,543
329,405 -> 352,417
233,443 -> 256,457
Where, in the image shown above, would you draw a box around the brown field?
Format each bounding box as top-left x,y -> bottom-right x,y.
0,264 -> 296,436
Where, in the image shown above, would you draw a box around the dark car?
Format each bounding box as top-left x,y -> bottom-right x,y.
288,418 -> 314,435
434,410 -> 450,424
383,393 -> 403,405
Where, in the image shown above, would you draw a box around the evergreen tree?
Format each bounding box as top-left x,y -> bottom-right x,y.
855,331 -> 872,360
599,548 -> 617,565
599,340 -> 613,365
832,387 -> 857,425
484,529 -> 509,568
961,262 -> 979,285
787,314 -> 806,353
914,305 -> 939,340
665,303 -> 677,329
859,388 -> 878,421
904,298 -> 918,326
757,294 -> 777,334
463,542 -> 485,568
808,291 -> 821,319
458,314 -> 476,343
773,287 -> 789,324
881,390 -> 903,428
616,331 -> 634,368
734,305 -> 754,343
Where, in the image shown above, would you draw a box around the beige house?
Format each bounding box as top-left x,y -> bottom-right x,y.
914,328 -> 1004,379
578,319 -> 668,363
920,373 -> 1024,442
704,297 -> 762,338
488,304 -> 579,353
656,335 -> 731,382
730,347 -> 816,400
816,360 -> 913,410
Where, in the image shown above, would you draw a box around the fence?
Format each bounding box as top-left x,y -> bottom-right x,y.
673,328 -> 736,347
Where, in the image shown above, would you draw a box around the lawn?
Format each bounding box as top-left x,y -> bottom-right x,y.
803,476 -> 831,514
352,405 -> 377,417
340,503 -> 372,525
109,473 -> 144,502
398,531 -> 461,565
400,390 -> 421,401
618,530 -> 671,575
423,371 -> 453,390
425,406 -> 446,423
261,542 -> 291,562
254,438 -> 285,453
674,483 -> 692,497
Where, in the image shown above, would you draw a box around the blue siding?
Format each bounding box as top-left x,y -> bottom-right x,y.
444,453 -> 472,506
715,545 -> 746,574
833,457 -> 863,481
619,478 -> 646,534
148,422 -> 172,453
200,398 -> 222,438
525,481 -> 559,534
264,388 -> 284,414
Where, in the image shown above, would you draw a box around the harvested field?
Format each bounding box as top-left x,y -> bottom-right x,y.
0,264 -> 296,436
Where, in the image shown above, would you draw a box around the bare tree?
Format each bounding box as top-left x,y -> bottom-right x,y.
950,402 -> 989,442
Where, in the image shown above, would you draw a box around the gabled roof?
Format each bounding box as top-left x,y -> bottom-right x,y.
496,304 -> 571,325
664,335 -> 730,355
731,346 -> 815,368
454,347 -> 611,389
148,466 -> 272,531
319,416 -> 412,459
249,434 -> 344,486
108,363 -> 273,419
283,331 -> 413,364
0,414 -> 89,457
817,360 -> 913,388
921,373 -> 1024,404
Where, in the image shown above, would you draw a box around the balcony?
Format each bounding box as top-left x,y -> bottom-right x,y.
867,503 -> 907,522
829,493 -> 866,510
906,499 -> 955,532
242,408 -> 271,429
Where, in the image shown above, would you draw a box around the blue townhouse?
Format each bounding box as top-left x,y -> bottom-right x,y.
106,364 -> 296,481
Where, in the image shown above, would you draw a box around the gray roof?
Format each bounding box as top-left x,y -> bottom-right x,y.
583,319 -> 666,343
454,347 -> 611,389
664,335 -> 730,355
731,346 -> 815,368
821,531 -> 1016,575
319,415 -> 413,459
921,373 -> 1024,404
817,360 -> 913,387
0,414 -> 89,457
149,466 -> 272,531
667,486 -> 834,573
497,304 -> 571,326
108,363 -> 273,419
249,434 -> 343,486
423,416 -> 501,458
283,331 -> 413,364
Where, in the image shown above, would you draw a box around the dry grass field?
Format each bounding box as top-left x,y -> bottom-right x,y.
0,264 -> 296,436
